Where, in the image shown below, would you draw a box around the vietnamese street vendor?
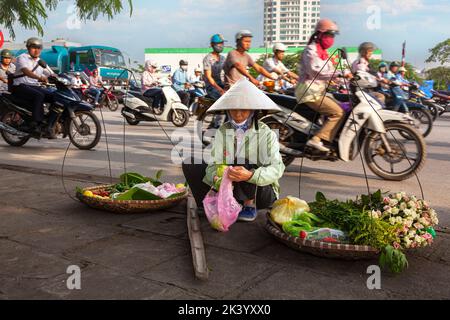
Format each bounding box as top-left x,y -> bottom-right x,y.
182,78 -> 285,222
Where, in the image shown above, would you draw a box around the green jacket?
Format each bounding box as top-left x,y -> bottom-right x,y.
203,121 -> 285,198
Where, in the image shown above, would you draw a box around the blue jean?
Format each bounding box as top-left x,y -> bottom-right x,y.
89,88 -> 103,104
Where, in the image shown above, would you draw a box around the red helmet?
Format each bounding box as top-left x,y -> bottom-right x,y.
315,19 -> 339,35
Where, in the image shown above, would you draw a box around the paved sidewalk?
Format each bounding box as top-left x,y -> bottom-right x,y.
1,165 -> 449,299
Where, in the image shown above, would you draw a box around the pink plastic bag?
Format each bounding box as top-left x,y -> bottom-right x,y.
203,167 -> 242,232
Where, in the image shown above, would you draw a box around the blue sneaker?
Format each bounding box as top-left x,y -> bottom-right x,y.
238,206 -> 258,222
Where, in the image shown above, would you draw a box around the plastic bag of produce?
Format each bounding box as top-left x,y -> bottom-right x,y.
270,196 -> 310,225
300,228 -> 349,244
203,167 -> 242,232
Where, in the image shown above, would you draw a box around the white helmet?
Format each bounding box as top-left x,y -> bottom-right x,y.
273,43 -> 287,53
194,67 -> 202,73
145,59 -> 158,69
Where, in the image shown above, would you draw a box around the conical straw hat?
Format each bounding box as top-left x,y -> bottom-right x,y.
207,78 -> 282,113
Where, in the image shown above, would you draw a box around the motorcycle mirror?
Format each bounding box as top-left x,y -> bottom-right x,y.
340,48 -> 348,60
38,59 -> 48,69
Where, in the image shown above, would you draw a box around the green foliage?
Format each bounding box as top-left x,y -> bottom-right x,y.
309,191 -> 400,250
380,245 -> 409,274
426,38 -> 450,65
0,0 -> 133,38
309,191 -> 411,273
425,66 -> 450,90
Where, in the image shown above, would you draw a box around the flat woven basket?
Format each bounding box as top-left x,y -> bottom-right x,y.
76,185 -> 188,214
265,213 -> 380,260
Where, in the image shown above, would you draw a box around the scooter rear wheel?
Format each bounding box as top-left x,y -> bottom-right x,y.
0,112 -> 30,147
364,122 -> 426,181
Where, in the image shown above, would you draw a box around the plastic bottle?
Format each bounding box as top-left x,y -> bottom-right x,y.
299,228 -> 349,244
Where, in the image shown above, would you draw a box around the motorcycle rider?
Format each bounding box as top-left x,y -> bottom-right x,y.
262,43 -> 299,85
88,68 -> 104,106
70,72 -> 84,99
296,19 -> 351,152
352,42 -> 386,104
188,67 -> 206,107
0,49 -> 16,93
142,59 -> 164,111
396,66 -> 411,90
203,33 -> 227,128
172,60 -> 191,106
11,37 -> 56,138
222,30 -> 276,89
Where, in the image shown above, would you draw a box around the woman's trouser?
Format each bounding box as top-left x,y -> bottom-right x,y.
89,88 -> 102,104
182,159 -> 276,210
306,96 -> 345,142
143,88 -> 163,108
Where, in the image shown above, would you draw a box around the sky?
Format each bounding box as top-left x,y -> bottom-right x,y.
1,0 -> 449,69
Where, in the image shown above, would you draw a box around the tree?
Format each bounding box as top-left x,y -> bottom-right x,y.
425,67 -> 450,90
426,39 -> 450,65
0,0 -> 133,38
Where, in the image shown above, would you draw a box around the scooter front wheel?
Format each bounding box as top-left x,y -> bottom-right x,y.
68,111 -> 102,150
170,109 -> 190,127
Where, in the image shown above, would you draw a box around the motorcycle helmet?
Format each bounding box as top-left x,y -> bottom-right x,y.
194,67 -> 202,73
378,61 -> 388,69
26,37 -> 43,49
315,19 -> 339,35
398,66 -> 407,73
273,43 -> 287,53
210,34 -> 226,44
358,42 -> 377,54
390,61 -> 401,68
235,30 -> 253,42
1,49 -> 13,59
179,60 -> 188,66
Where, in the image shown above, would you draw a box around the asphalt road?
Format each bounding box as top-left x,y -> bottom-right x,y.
1,110 -> 449,228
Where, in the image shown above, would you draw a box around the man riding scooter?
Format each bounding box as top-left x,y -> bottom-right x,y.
260,43 -> 299,91
203,33 -> 227,128
222,29 -> 277,89
0,49 -> 16,93
11,37 -> 56,138
172,60 -> 191,107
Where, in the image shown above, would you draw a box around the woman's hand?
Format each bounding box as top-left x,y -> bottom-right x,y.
228,166 -> 254,182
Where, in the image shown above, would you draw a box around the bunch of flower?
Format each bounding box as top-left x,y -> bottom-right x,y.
372,192 -> 439,249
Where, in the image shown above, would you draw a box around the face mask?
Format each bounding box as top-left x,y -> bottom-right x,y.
181,66 -> 188,71
213,44 -> 224,53
320,35 -> 335,49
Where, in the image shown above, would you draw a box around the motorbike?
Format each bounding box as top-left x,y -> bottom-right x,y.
121,76 -> 190,127
0,61 -> 102,150
379,83 -> 433,138
431,90 -> 450,116
188,81 -> 207,115
82,82 -> 121,112
408,84 -> 443,121
260,71 -> 426,181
